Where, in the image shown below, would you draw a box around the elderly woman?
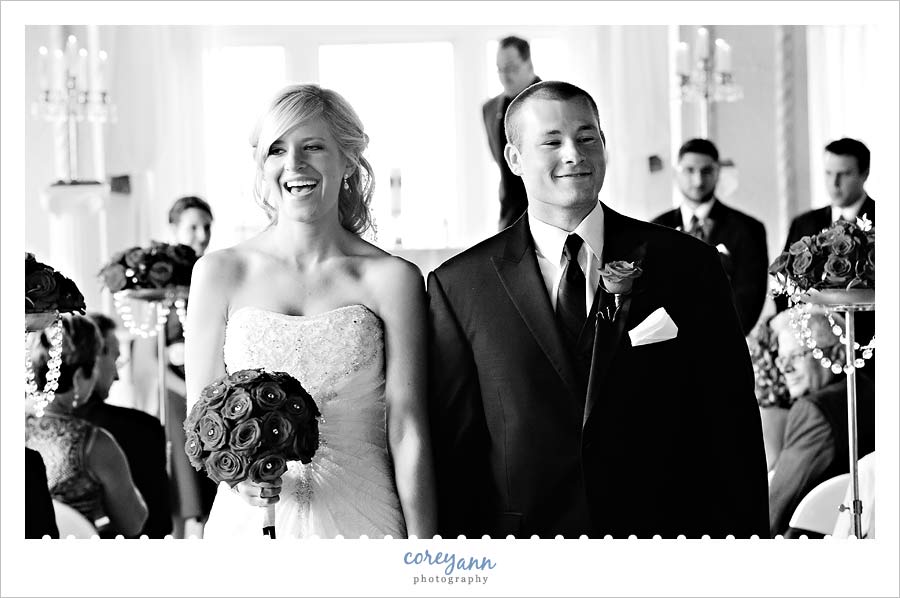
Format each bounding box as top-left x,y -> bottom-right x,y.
767,308 -> 875,538
26,314 -> 148,537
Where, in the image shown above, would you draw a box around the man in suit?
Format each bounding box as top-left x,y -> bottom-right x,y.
483,35 -> 540,231
75,312 -> 174,538
25,448 -> 59,539
428,81 -> 769,539
652,138 -> 769,335
775,137 -> 875,343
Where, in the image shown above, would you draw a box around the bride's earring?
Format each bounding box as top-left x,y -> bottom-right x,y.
71,390 -> 80,410
342,174 -> 350,192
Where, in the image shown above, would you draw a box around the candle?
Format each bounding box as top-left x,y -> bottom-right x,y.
676,41 -> 690,76
52,49 -> 65,92
78,48 -> 88,92
715,39 -> 732,73
65,35 -> 79,79
38,46 -> 49,91
97,50 -> 107,93
695,27 -> 710,61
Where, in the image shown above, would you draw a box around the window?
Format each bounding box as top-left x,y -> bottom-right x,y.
319,42 -> 456,249
201,45 -> 287,250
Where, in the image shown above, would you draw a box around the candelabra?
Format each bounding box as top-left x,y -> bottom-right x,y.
31,34 -> 115,184
676,27 -> 743,138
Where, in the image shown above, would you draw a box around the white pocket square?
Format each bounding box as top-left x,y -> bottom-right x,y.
628,307 -> 678,347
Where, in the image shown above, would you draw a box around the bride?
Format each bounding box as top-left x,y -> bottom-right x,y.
184,84 -> 436,539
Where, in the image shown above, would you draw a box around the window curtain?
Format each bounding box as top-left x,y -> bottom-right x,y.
806,26 -> 899,209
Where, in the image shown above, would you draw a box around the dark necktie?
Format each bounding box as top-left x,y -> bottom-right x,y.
556,234 -> 586,348
687,214 -> 709,243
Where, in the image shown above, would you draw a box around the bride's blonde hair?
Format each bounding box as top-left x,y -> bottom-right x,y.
249,84 -> 375,235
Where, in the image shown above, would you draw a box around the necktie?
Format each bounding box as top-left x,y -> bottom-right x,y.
556,234 -> 586,348
688,214 -> 709,243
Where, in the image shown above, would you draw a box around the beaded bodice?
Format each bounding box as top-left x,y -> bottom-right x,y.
223,304 -> 384,404
25,412 -> 107,525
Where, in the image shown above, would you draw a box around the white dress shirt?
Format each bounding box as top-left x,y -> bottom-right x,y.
528,202 -> 605,314
831,194 -> 867,223
679,198 -> 717,231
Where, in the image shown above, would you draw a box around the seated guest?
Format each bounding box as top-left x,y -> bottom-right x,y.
75,312 -> 173,538
768,309 -> 875,538
26,314 -> 148,538
746,315 -> 792,472
25,448 -> 59,539
652,138 -> 768,335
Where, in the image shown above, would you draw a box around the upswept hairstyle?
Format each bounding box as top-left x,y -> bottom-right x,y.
249,84 -> 375,235
504,80 -> 605,149
824,137 -> 871,175
31,314 -> 102,394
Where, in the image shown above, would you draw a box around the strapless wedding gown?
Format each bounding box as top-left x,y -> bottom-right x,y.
202,304 -> 407,539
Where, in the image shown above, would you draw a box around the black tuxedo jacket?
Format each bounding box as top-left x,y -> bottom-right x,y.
776,196 -> 876,343
652,200 -> 769,335
76,399 -> 173,538
428,204 -> 769,538
26,448 -> 59,539
482,80 -> 538,230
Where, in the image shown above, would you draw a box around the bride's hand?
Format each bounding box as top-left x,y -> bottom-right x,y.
231,479 -> 282,508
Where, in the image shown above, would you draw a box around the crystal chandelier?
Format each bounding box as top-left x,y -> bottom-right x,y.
676,27 -> 743,138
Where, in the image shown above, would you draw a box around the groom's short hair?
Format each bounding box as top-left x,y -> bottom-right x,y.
504,80 -> 605,149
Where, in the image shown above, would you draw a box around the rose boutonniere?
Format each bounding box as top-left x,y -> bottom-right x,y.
599,260 -> 643,295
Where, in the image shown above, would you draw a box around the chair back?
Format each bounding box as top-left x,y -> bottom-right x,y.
51,500 -> 98,539
788,473 -> 851,535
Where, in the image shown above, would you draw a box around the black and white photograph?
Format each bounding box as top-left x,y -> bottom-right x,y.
3,1 -> 898,596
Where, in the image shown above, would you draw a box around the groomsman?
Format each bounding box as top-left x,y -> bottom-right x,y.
428,81 -> 769,539
775,138 -> 875,346
652,138 -> 769,335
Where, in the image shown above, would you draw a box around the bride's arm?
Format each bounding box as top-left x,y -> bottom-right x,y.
184,251 -> 235,411
376,258 -> 438,538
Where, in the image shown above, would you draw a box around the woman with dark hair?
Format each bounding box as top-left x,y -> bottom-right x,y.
185,84 -> 436,539
26,314 -> 148,537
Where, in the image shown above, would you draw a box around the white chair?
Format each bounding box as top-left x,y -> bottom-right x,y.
52,500 -> 97,539
788,473 -> 851,535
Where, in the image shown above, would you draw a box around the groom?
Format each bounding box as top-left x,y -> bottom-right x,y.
427,81 -> 769,538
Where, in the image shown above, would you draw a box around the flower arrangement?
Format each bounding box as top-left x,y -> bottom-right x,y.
25,253 -> 85,314
184,368 -> 320,537
99,241 -> 198,293
768,215 -> 874,301
746,316 -> 791,409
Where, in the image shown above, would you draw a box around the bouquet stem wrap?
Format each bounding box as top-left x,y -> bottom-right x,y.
263,505 -> 276,538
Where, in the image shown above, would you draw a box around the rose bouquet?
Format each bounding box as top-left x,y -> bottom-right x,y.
99,241 -> 198,293
184,368 -> 320,538
768,215 -> 874,302
26,253 -> 86,315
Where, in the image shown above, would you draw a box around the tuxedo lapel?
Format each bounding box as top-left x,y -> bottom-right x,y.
583,205 -> 650,428
492,216 -> 582,399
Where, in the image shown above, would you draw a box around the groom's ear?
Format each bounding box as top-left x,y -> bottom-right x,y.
505,143 -> 523,177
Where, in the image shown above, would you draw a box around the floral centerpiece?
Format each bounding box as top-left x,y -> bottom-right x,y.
99,241 -> 198,293
768,215 -> 874,303
184,368 -> 320,538
26,252 -> 86,316
25,253 -> 85,417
